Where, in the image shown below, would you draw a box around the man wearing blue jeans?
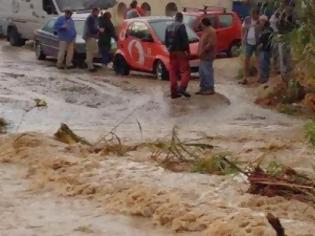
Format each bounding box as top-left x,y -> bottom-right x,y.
276,0 -> 297,81
196,18 -> 217,95
257,15 -> 273,83
240,8 -> 260,85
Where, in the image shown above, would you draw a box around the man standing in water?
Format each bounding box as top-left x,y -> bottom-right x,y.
54,8 -> 76,70
196,18 -> 217,95
165,12 -> 191,99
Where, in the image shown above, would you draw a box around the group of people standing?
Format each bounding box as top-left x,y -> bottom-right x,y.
165,13 -> 217,99
53,0 -> 144,72
52,4 -> 218,99
52,1 -> 296,100
54,8 -> 117,72
240,0 -> 297,85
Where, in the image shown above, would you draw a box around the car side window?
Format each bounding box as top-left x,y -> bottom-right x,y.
218,14 -> 233,28
130,22 -> 152,40
205,15 -> 217,28
43,19 -> 56,34
195,15 -> 217,32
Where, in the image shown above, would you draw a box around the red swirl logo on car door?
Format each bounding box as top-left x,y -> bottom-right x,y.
128,39 -> 145,66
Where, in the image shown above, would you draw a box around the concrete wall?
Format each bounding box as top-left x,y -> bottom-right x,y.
109,0 -> 232,25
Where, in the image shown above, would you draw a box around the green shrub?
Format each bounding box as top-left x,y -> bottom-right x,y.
192,153 -> 238,175
304,120 -> 315,147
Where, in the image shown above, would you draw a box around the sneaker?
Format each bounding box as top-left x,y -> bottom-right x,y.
107,63 -> 113,70
89,68 -> 97,73
239,79 -> 248,85
178,90 -> 191,98
258,80 -> 268,84
196,90 -> 215,95
171,93 -> 182,99
66,65 -> 76,70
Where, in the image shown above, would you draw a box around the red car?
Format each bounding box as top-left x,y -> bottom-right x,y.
183,6 -> 242,57
113,17 -> 200,80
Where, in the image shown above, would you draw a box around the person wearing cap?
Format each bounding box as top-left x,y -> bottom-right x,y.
53,8 -> 76,69
83,8 -> 104,72
257,15 -> 273,84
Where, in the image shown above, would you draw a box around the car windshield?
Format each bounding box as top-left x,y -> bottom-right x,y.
183,15 -> 198,28
55,0 -> 116,11
74,20 -> 85,36
150,20 -> 199,44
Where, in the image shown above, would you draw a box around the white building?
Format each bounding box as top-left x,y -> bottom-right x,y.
110,0 -> 233,24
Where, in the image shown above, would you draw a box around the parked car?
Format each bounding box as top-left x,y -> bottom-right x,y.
0,0 -> 116,47
34,14 -> 90,67
113,16 -> 200,80
183,6 -> 242,57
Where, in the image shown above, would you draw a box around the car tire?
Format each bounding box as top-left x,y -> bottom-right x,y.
35,42 -> 46,60
113,54 -> 130,76
227,41 -> 241,58
8,27 -> 25,47
75,59 -> 87,69
154,60 -> 169,81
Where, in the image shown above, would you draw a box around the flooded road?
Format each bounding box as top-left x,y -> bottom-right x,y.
0,40 -> 315,236
0,41 -> 302,142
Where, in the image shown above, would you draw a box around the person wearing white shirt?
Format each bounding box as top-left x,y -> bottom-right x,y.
240,8 -> 260,85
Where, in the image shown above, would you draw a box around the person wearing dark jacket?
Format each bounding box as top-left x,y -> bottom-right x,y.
257,15 -> 273,84
276,0 -> 297,80
98,12 -> 117,66
83,8 -> 104,72
165,12 -> 191,99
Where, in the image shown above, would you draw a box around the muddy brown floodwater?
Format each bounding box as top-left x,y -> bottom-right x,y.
0,40 -> 315,236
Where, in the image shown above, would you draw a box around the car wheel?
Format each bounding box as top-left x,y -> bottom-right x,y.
8,28 -> 25,47
35,42 -> 46,60
154,60 -> 169,81
227,41 -> 241,58
113,54 -> 130,76
75,59 -> 87,69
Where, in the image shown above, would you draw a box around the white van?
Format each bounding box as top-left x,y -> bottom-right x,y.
0,0 -> 116,46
